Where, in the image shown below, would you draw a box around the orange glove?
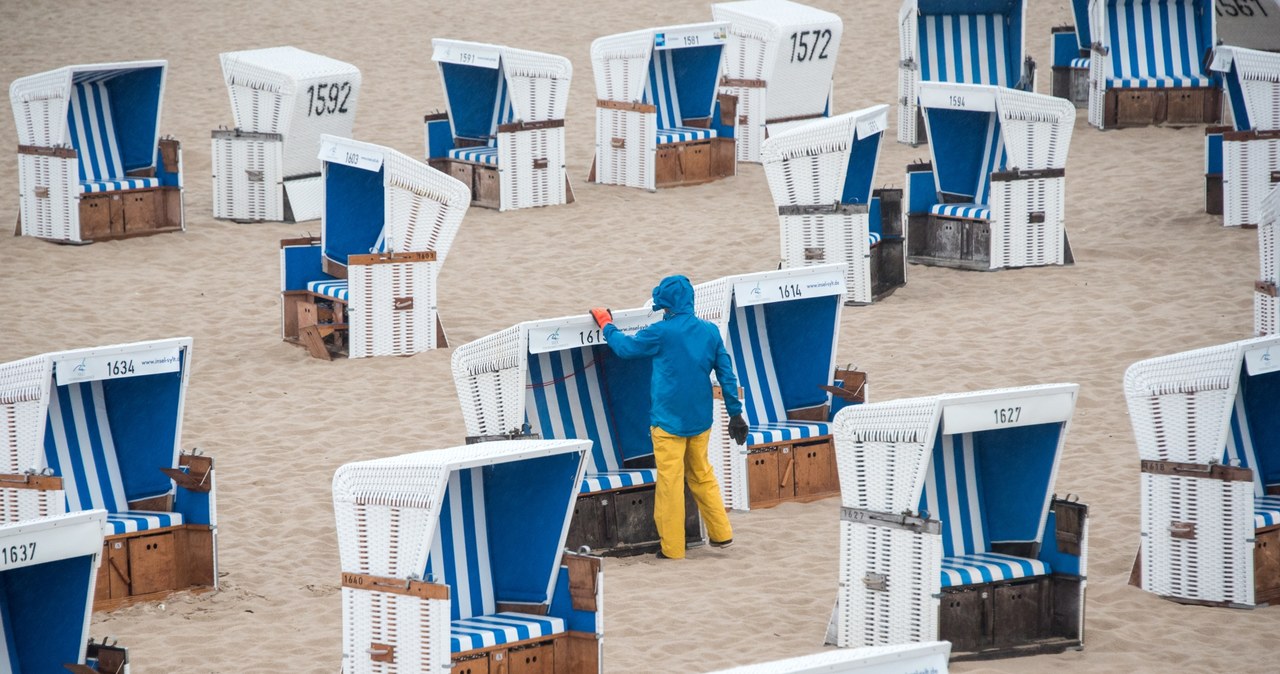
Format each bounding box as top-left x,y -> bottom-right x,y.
589,307 -> 614,329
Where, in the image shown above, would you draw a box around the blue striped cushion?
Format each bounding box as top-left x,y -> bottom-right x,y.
307,279 -> 349,302
1070,57 -> 1091,69
729,304 -> 787,427
941,552 -> 1050,588
67,81 -> 125,184
656,126 -> 717,145
450,612 -> 566,653
447,146 -> 500,165
918,13 -> 1013,87
931,203 -> 991,220
107,510 -> 184,535
580,470 -> 656,494
79,178 -> 161,194
1104,0 -> 1211,89
44,380 -> 130,514
1256,496 -> 1280,529
525,349 -> 625,477
646,48 -> 684,130
869,231 -> 882,246
427,469 -> 495,621
747,422 -> 831,446
920,433 -> 988,558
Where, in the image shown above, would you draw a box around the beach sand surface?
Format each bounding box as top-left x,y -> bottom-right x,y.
1,0 -> 1277,671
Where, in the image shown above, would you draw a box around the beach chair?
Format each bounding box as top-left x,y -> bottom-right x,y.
897,0 -> 1035,145
1203,47 -> 1280,227
1086,0 -> 1218,129
10,60 -> 183,244
761,106 -> 904,305
279,135 -> 470,359
212,46 -> 361,222
333,438 -> 603,673
451,307 -> 706,555
905,82 -> 1075,271
590,22 -> 738,190
693,265 -> 852,511
1257,186 -> 1280,335
0,338 -> 217,611
708,642 -> 951,673
0,511 -> 133,673
712,0 -> 843,164
425,40 -> 574,211
1048,0 -> 1093,107
829,384 -> 1088,660
1125,335 -> 1280,607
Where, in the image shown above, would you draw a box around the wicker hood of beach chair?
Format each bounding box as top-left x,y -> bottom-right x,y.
829,383 -> 1087,660
0,338 -> 217,612
10,60 -> 184,244
212,46 -> 361,223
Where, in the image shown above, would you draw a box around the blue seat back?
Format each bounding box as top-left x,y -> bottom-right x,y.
645,49 -> 684,130
917,13 -> 1014,87
920,432 -> 990,558
44,381 -> 128,515
66,82 -> 124,183
924,107 -> 1007,206
440,61 -> 514,144
525,349 -> 624,475
1103,0 -> 1210,87
728,304 -> 787,426
426,468 -> 496,621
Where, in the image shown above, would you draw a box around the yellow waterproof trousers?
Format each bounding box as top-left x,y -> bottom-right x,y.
651,427 -> 733,558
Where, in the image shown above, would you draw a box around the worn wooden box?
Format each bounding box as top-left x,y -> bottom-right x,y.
451,653 -> 490,674
908,215 -> 992,270
939,585 -> 988,653
93,525 -> 215,609
80,193 -> 124,239
1113,89 -> 1161,127
747,446 -> 792,508
992,578 -> 1050,648
1255,524 -> 1280,605
564,484 -> 699,555
510,642 -> 555,674
1050,66 -> 1072,101
793,438 -> 839,501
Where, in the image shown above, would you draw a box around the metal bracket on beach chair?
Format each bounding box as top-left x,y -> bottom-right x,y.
863,572 -> 889,592
841,507 -> 939,534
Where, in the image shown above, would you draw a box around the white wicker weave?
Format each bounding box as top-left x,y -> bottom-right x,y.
830,384 -> 1081,650
1124,336 -> 1280,607
712,1 -> 842,164
918,82 -> 1075,270
695,265 -> 847,511
761,107 -> 891,304
10,60 -> 183,243
1257,185 -> 1280,336
214,46 -> 361,222
1210,47 -> 1280,228
332,438 -> 591,674
708,642 -> 951,674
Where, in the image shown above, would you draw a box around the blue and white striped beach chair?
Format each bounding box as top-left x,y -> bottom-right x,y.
1049,0 -> 1093,107
451,307 -> 707,555
0,339 -> 216,611
693,265 -> 850,511
1205,47 -> 1280,228
426,40 -> 574,211
10,61 -> 185,244
280,135 -> 471,359
1126,335 -> 1280,608
591,23 -> 738,190
333,438 -> 603,674
830,384 -> 1087,660
897,0 -> 1035,145
0,511 -> 134,673
1086,0 -> 1218,129
762,106 -> 904,305
213,47 -> 361,223
906,82 -> 1075,271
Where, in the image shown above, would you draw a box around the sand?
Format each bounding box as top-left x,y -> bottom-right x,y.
1,0 -> 1278,671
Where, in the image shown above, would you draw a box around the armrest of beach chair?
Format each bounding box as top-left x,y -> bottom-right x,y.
711,93 -> 738,139
548,552 -> 604,667
424,111 -> 455,162
155,137 -> 182,188
170,452 -> 216,527
0,471 -> 62,491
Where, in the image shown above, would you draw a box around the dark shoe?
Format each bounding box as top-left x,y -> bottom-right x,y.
710,538 -> 734,549
656,549 -> 671,559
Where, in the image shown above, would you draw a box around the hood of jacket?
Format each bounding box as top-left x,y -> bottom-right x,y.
651,275 -> 695,317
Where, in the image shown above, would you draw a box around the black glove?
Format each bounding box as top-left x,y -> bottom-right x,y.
728,414 -> 749,445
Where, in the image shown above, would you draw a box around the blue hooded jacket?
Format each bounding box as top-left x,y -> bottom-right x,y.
603,275 -> 744,437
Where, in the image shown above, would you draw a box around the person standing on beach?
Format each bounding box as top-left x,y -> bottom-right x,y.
590,275 -> 749,559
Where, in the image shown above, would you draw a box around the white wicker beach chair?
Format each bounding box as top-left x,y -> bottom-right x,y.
10,60 -> 184,244
897,0 -> 1035,145
450,306 -> 709,555
333,438 -> 602,673
830,384 -> 1087,660
426,40 -> 574,211
279,135 -> 470,359
1202,47 -> 1280,228
905,83 -> 1074,271
712,0 -> 842,164
590,22 -> 738,190
1086,0 -> 1218,129
761,106 -> 904,305
709,642 -> 951,674
0,338 -> 217,612
693,265 -> 851,512
212,46 -> 361,223
1048,0 -> 1093,107
1257,186 -> 1280,335
0,511 -> 132,673
1125,335 -> 1280,607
